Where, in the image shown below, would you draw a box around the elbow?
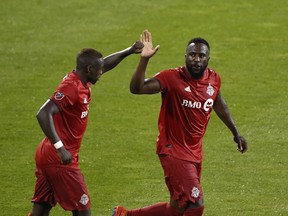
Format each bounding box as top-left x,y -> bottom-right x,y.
130,87 -> 137,94
130,85 -> 141,94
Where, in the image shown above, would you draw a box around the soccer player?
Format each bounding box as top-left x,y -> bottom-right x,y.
112,30 -> 248,216
28,41 -> 144,216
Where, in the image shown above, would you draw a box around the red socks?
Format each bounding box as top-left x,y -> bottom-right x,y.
128,202 -> 183,216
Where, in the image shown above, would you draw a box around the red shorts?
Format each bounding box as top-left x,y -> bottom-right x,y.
32,165 -> 90,211
159,155 -> 203,208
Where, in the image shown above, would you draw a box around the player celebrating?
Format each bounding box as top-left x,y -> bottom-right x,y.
28,41 -> 143,216
112,30 -> 248,216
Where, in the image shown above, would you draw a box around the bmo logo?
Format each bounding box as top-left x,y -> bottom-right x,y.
203,98 -> 214,111
182,98 -> 214,112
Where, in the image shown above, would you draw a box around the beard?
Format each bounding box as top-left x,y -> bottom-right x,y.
186,63 -> 207,79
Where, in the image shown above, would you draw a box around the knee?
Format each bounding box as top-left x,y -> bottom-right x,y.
170,198 -> 204,214
183,200 -> 204,216
187,198 -> 204,208
169,199 -> 185,214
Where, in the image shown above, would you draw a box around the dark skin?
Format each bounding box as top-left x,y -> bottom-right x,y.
130,30 -> 248,212
32,41 -> 144,216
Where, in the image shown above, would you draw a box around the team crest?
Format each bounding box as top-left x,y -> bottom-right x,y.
79,194 -> 89,205
191,187 -> 200,198
206,83 -> 214,96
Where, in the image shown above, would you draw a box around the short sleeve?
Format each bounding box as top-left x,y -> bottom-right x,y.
153,70 -> 171,92
50,82 -> 78,111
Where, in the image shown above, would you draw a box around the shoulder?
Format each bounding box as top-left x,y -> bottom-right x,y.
206,67 -> 219,76
60,72 -> 83,90
54,73 -> 81,100
206,67 -> 221,81
155,66 -> 183,77
63,72 -> 80,85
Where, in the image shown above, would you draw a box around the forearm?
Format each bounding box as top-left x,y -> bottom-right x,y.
103,47 -> 133,73
130,57 -> 149,94
215,107 -> 239,137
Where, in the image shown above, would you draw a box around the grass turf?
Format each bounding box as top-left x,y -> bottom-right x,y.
0,0 -> 287,215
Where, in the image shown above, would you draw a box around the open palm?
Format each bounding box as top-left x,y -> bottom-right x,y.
140,30 -> 160,58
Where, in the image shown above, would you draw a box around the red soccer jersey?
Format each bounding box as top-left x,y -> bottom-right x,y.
35,71 -> 91,168
154,66 -> 221,163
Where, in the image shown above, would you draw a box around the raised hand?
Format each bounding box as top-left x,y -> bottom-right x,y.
129,41 -> 144,54
140,29 -> 160,58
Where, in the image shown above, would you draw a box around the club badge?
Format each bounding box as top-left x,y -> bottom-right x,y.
206,83 -> 214,96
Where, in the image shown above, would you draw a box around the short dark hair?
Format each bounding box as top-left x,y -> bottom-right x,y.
187,37 -> 210,50
76,48 -> 103,71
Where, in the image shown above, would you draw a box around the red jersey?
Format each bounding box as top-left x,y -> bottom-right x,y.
35,71 -> 91,168
154,66 -> 221,163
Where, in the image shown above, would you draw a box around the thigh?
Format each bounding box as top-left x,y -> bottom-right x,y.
45,167 -> 91,211
159,155 -> 203,208
31,166 -> 56,207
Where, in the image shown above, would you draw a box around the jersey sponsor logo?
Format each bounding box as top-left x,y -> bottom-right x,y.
79,194 -> 89,205
191,187 -> 200,198
206,83 -> 215,96
182,99 -> 201,109
203,98 -> 214,111
182,98 -> 214,112
54,92 -> 65,100
184,86 -> 191,92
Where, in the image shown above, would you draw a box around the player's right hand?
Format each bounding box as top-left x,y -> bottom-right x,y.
130,40 -> 144,54
140,29 -> 160,58
57,147 -> 72,164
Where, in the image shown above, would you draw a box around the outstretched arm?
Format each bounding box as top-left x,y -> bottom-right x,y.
36,99 -> 72,164
130,30 -> 161,94
102,41 -> 144,73
213,93 -> 248,153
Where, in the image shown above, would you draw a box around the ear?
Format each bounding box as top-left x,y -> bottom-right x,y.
87,65 -> 93,73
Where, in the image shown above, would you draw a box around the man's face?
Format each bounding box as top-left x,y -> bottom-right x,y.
88,58 -> 104,84
185,43 -> 210,79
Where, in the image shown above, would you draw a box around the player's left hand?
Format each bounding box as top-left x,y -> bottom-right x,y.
57,146 -> 73,164
234,135 -> 248,153
130,41 -> 144,54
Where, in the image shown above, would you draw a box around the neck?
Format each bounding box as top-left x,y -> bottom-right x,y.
75,70 -> 88,86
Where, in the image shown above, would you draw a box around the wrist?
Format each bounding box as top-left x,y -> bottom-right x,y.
53,140 -> 64,149
233,133 -> 241,138
123,47 -> 133,56
140,56 -> 150,61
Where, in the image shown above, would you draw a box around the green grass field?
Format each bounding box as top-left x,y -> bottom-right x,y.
1,0 -> 287,215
